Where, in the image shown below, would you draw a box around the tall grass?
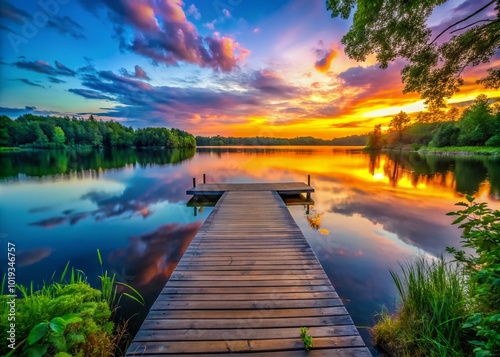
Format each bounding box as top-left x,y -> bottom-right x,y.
97,249 -> 145,309
373,256 -> 470,356
1,251 -> 144,356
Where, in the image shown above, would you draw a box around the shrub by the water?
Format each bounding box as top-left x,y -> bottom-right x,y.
1,252 -> 142,356
373,196 -> 500,357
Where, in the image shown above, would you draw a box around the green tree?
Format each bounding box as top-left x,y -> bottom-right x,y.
366,124 -> 383,150
389,111 -> 411,142
431,122 -> 460,147
52,126 -> 66,147
0,116 -> 13,146
458,94 -> 497,145
34,125 -> 49,148
326,0 -> 500,107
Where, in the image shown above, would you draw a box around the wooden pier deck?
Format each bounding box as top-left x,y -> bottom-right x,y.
186,182 -> 314,195
126,185 -> 370,356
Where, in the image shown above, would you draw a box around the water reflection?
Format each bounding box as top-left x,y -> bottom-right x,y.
0,148 -> 195,180
1,146 -> 499,354
16,247 -> 52,267
26,171 -> 195,228
373,151 -> 500,199
109,222 -> 201,299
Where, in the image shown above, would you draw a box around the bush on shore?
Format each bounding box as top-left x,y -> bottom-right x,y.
372,197 -> 500,357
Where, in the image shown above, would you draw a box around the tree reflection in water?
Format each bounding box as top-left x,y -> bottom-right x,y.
368,151 -> 500,200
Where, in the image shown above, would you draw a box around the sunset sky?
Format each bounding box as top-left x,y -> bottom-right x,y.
0,0 -> 499,139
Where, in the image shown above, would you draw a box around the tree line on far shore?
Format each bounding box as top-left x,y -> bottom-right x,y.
195,134 -> 368,146
0,114 -> 196,149
367,94 -> 500,150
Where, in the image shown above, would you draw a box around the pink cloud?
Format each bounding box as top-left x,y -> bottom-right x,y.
203,20 -> 216,30
186,4 -> 201,20
80,0 -> 247,72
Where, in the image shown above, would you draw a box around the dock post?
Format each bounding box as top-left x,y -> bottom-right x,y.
194,206 -> 197,216
203,174 -> 206,184
193,177 -> 196,188
307,174 -> 311,199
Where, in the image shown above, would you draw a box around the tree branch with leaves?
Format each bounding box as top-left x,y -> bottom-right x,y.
326,0 -> 500,107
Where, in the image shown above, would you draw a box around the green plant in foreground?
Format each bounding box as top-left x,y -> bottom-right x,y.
446,196 -> 500,357
97,249 -> 144,309
24,313 -> 83,356
382,257 -> 467,357
1,251 -> 144,356
373,197 -> 500,357
300,327 -> 313,351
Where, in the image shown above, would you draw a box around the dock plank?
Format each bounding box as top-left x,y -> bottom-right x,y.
186,182 -> 314,195
126,188 -> 369,356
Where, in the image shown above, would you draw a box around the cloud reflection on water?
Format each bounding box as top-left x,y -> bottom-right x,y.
108,222 -> 201,301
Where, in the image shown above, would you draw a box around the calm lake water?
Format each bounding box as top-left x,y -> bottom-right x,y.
1,146 -> 499,354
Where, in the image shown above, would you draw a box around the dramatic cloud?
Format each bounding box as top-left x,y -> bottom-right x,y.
222,8 -> 231,18
18,78 -> 45,88
314,48 -> 337,73
186,4 -> 201,20
14,59 -> 77,76
78,0 -> 249,72
68,67 -> 273,126
247,70 -> 303,98
25,106 -> 37,110
120,65 -> 151,80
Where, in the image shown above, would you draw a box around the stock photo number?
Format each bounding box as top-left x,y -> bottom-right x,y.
6,242 -> 17,350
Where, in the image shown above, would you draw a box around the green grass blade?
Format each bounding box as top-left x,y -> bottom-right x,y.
59,261 -> 70,284
116,282 -> 145,305
97,249 -> 103,266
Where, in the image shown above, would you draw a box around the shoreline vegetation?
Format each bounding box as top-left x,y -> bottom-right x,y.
195,134 -> 368,146
365,94 -> 500,155
0,250 -> 144,357
372,198 -> 500,357
0,114 -> 196,150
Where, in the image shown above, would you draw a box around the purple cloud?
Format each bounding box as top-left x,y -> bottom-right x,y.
14,59 -> 76,76
48,16 -> 87,40
17,78 -> 45,88
49,76 -> 66,84
68,88 -> 115,101
78,0 -> 248,72
246,70 -> 303,98
338,62 -> 403,89
120,65 -> 151,81
186,4 -> 201,20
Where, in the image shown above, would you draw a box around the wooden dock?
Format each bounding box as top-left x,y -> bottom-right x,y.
126,183 -> 370,356
186,182 -> 314,195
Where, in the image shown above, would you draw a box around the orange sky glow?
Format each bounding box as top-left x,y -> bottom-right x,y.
1,0 -> 498,139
